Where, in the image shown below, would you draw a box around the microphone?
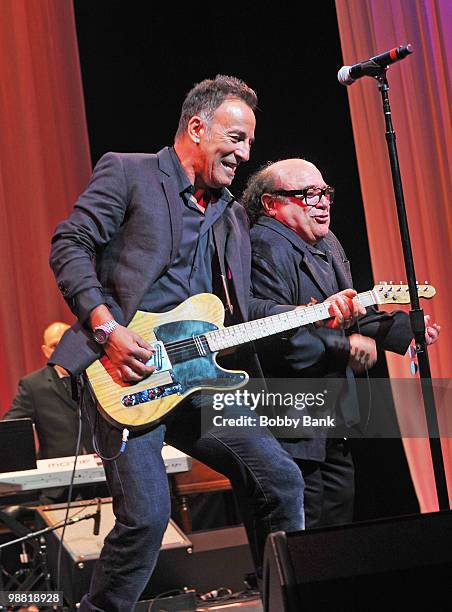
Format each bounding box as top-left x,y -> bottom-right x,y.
93,498 -> 102,536
338,44 -> 413,86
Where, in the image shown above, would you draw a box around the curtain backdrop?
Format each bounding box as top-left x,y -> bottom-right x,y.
0,0 -> 91,414
335,0 -> 451,510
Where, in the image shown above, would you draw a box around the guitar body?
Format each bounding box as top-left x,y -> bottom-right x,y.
86,294 -> 248,430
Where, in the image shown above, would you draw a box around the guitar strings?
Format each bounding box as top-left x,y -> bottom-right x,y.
148,289 -> 386,358
159,302 -> 328,355
159,295 -> 359,359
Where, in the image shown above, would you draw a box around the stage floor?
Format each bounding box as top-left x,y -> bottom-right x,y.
197,597 -> 263,611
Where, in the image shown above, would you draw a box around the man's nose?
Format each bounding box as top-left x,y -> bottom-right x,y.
235,141 -> 251,162
317,195 -> 330,209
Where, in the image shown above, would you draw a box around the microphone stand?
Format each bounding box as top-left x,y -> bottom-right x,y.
374,70 -> 449,510
0,509 -> 100,550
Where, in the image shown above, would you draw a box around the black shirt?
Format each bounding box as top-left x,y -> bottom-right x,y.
139,147 -> 233,313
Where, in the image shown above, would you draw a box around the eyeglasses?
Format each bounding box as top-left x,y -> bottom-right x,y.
270,186 -> 335,206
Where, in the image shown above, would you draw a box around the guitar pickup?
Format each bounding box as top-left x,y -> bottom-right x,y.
122,382 -> 183,407
145,341 -> 172,372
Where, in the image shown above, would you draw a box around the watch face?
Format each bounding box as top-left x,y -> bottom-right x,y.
93,328 -> 108,344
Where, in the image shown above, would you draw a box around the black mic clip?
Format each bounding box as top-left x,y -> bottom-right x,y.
93,498 -> 102,536
356,58 -> 388,80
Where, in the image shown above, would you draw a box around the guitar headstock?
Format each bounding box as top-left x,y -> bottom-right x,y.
372,282 -> 436,304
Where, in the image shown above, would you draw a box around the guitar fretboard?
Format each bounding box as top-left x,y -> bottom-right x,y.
204,290 -> 377,352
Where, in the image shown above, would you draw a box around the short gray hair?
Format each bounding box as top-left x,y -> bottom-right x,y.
175,75 -> 257,139
240,162 -> 278,225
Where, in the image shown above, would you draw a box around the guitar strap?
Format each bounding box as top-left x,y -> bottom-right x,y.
213,216 -> 269,389
213,216 -> 234,317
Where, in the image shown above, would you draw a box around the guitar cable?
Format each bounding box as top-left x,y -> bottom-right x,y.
354,314 -> 373,435
78,376 -> 130,462
55,374 -> 84,600
90,406 -> 130,462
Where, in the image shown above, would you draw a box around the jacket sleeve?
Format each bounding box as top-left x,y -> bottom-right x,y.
349,307 -> 413,355
4,379 -> 35,421
250,250 -> 350,374
50,153 -> 129,323
248,251 -> 298,319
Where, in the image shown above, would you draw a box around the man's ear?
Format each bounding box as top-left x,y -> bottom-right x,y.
187,115 -> 207,144
261,193 -> 276,216
41,344 -> 52,360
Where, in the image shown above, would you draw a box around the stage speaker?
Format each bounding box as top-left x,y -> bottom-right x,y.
35,498 -> 192,610
263,511 -> 452,612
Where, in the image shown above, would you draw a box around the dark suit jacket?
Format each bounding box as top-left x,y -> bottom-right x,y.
250,216 -> 413,460
50,147 -> 270,375
4,366 -> 93,459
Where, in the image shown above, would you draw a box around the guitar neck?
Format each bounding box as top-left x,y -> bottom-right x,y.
204,290 -> 378,352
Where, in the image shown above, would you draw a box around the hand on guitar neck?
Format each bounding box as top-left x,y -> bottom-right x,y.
324,289 -> 367,329
299,288 -> 367,330
90,304 -> 156,382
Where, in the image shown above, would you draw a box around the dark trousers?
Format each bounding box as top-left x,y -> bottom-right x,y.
295,439 -> 355,529
79,399 -> 305,612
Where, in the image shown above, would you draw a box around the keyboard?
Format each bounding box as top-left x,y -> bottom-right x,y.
0,446 -> 191,496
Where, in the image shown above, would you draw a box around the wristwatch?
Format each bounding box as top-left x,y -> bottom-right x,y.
93,319 -> 119,345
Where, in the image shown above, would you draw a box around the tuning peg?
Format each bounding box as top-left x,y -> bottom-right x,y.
400,280 -> 403,285
424,280 -> 428,284
416,280 -> 419,284
389,280 -> 393,284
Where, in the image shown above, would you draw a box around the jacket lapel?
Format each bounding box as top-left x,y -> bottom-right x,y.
223,212 -> 248,321
157,148 -> 183,262
256,217 -> 332,300
325,232 -> 353,289
299,251 -> 333,299
46,368 -> 78,411
331,254 -> 353,290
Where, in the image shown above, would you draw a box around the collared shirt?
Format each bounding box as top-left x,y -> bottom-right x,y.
139,147 -> 232,313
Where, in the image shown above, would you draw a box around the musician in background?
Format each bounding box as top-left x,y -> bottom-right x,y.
242,157 -> 440,529
4,321 -> 94,459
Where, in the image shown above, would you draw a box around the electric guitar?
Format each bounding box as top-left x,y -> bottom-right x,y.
86,283 -> 435,430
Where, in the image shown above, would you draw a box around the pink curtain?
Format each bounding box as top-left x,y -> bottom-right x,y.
335,0 -> 451,510
0,0 -> 91,414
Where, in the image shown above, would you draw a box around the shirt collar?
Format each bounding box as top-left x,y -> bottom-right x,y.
255,216 -> 330,258
168,146 -> 235,206
168,146 -> 193,195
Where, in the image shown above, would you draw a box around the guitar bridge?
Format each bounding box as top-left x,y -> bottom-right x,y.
121,382 -> 183,407
145,341 -> 172,372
